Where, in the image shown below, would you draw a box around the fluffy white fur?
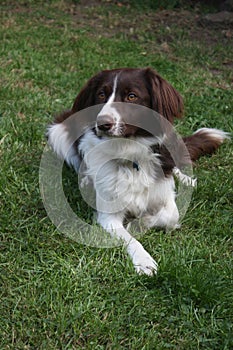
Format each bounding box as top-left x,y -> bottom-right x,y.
48,123 -> 81,172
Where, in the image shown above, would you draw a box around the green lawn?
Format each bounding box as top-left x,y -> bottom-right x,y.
0,1 -> 232,349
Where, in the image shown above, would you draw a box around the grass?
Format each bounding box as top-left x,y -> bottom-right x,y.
0,1 -> 232,349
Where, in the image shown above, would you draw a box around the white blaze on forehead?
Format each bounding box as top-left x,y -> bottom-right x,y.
107,74 -> 118,104
97,74 -> 121,122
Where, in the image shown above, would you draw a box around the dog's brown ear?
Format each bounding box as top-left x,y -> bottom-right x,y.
71,72 -> 103,113
53,71 -> 104,124
145,68 -> 184,123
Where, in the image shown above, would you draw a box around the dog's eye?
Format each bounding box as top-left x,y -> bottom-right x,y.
127,93 -> 137,101
98,91 -> 106,100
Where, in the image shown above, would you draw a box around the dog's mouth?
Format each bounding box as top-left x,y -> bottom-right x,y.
96,122 -> 154,139
95,122 -> 149,138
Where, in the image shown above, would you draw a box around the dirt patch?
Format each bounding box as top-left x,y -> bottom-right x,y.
201,10 -> 233,25
2,0 -> 232,47
1,0 -> 232,82
68,1 -> 233,42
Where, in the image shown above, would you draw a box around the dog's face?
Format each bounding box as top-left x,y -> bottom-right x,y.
71,68 -> 184,137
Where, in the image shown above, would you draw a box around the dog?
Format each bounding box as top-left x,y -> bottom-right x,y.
47,67 -> 229,276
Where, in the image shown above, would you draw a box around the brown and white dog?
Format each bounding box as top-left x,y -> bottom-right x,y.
47,68 -> 229,275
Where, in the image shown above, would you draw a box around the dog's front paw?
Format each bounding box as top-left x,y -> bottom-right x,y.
127,240 -> 158,276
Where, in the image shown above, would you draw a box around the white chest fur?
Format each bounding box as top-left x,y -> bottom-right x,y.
79,131 -> 176,220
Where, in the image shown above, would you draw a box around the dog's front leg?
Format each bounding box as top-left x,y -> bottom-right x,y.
97,213 -> 158,276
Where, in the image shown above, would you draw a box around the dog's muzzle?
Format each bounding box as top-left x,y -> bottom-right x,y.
96,114 -> 114,132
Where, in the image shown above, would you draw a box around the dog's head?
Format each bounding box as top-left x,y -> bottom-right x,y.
70,68 -> 184,137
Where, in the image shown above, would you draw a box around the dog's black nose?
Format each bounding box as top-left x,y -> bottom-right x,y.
97,115 -> 114,131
